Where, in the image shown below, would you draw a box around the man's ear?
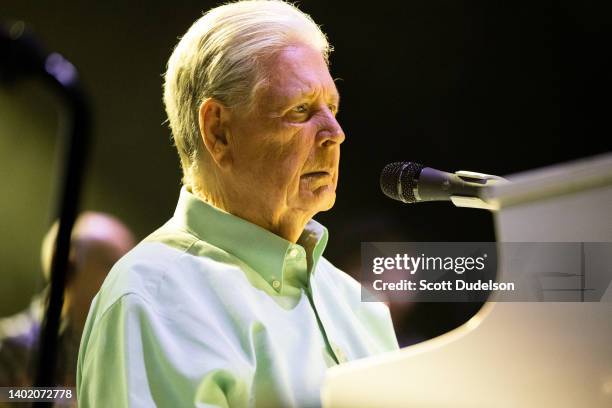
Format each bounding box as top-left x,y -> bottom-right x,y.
198,98 -> 233,168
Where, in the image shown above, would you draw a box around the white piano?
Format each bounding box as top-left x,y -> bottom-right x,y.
322,154 -> 612,408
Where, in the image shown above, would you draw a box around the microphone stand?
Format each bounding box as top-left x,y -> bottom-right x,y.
0,22 -> 91,406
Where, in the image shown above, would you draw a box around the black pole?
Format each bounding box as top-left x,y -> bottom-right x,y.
33,62 -> 91,393
0,22 -> 91,404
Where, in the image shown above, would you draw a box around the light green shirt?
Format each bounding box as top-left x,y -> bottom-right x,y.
77,188 -> 398,407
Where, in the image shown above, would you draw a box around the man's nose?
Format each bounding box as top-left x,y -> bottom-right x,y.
317,109 -> 346,147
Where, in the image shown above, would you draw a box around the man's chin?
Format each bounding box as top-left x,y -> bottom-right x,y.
303,185 -> 336,213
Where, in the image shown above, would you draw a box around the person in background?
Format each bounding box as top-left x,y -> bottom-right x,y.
0,212 -> 135,388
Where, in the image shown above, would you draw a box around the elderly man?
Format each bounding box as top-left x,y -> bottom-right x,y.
77,1 -> 398,407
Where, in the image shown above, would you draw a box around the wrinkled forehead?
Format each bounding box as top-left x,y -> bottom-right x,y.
255,44 -> 339,107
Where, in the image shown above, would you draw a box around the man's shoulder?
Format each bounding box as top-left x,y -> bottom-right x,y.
92,220 -> 199,314
92,218 -> 244,320
142,219 -> 199,250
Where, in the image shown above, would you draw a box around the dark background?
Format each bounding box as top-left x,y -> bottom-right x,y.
1,1 -> 609,341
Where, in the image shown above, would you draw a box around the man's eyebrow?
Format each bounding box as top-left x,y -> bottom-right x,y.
331,77 -> 343,105
292,83 -> 341,102
331,91 -> 341,106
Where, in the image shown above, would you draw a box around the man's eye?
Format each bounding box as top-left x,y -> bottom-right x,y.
293,104 -> 309,114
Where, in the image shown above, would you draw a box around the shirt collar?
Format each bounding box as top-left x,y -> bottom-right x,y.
172,187 -> 328,292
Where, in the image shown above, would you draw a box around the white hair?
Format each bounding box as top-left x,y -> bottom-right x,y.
163,0 -> 332,187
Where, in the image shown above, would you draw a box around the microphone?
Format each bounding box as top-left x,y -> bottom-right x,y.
380,162 -> 507,210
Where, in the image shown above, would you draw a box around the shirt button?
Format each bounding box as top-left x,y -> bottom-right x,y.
288,248 -> 299,258
272,280 -> 281,289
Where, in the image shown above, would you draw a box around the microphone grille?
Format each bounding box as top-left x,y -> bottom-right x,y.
380,162 -> 424,203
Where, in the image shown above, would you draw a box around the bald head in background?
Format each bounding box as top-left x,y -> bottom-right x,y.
41,212 -> 135,332
0,212 -> 135,387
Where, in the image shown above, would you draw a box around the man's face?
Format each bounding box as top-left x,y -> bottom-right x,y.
225,43 -> 345,226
